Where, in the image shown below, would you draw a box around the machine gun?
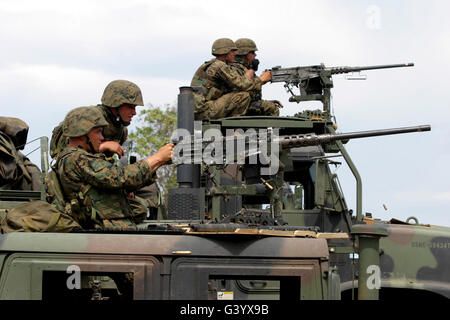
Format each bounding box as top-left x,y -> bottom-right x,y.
172,124 -> 431,166
170,117 -> 430,221
269,63 -> 414,112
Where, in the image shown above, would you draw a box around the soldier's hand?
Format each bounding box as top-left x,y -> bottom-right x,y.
99,141 -> 124,157
259,70 -> 272,84
250,58 -> 259,71
156,143 -> 174,163
271,100 -> 283,108
147,143 -> 174,173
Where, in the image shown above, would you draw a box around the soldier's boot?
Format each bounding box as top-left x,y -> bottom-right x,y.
246,100 -> 280,116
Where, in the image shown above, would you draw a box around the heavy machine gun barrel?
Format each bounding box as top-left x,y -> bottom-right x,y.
277,124 -> 430,149
269,62 -> 414,112
328,63 -> 414,75
270,62 -> 414,83
172,125 -> 431,164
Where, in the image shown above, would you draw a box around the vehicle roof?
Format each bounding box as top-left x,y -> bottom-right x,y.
0,232 -> 329,259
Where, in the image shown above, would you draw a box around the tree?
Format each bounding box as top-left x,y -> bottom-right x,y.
129,103 -> 177,192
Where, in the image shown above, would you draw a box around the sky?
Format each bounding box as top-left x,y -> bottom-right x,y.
1,0 -> 449,226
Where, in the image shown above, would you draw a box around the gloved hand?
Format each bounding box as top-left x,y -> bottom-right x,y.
250,58 -> 260,71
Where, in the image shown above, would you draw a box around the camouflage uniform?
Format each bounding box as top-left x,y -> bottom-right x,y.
100,80 -> 160,215
230,38 -> 279,117
230,56 -> 279,117
191,38 -> 263,120
191,58 -> 263,120
50,105 -> 128,158
54,106 -> 154,229
50,78 -> 142,159
0,117 -> 41,191
49,80 -> 159,217
56,146 -> 154,229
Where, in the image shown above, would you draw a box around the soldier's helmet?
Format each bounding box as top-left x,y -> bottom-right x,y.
0,117 -> 29,150
101,80 -> 144,109
211,38 -> 238,56
63,107 -> 109,138
235,38 -> 258,55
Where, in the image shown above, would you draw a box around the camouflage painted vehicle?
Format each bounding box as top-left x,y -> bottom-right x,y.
376,222 -> 450,299
168,107 -> 448,301
0,62 -> 448,301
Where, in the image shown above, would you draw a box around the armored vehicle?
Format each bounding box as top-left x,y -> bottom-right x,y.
0,63 -> 448,301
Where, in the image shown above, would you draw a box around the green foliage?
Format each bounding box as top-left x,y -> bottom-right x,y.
129,103 -> 177,191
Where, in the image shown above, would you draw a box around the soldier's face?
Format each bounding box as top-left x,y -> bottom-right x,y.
117,104 -> 137,123
87,127 -> 104,152
226,50 -> 236,63
247,51 -> 256,65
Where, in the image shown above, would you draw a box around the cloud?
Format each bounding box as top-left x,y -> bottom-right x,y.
0,1 -> 367,74
0,61 -> 184,170
0,63 -> 184,136
392,191 -> 450,203
432,192 -> 450,201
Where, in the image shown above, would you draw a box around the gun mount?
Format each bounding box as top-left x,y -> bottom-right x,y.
270,63 -> 414,112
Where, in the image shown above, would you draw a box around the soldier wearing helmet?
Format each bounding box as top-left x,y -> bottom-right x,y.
100,79 -> 143,142
49,80 -> 163,220
191,38 -> 272,120
230,38 -> 281,116
53,106 -> 174,229
50,79 -> 143,159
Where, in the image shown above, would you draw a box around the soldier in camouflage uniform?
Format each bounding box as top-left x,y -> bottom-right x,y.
191,38 -> 272,120
231,38 -> 280,116
54,106 -> 173,229
50,80 -> 163,218
50,79 -> 143,158
0,117 -> 41,191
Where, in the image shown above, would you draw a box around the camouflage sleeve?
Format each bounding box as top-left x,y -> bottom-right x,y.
209,61 -> 262,92
65,151 -> 154,190
229,62 -> 245,77
229,63 -> 263,98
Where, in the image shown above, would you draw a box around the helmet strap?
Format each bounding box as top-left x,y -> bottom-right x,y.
85,135 -> 96,153
110,107 -> 130,126
117,116 -> 130,126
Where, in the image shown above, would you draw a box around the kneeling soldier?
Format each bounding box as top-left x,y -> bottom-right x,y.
231,38 -> 280,116
191,38 -> 272,120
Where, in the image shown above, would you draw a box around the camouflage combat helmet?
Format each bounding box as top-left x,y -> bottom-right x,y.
211,38 -> 238,56
63,106 -> 108,138
235,38 -> 258,55
101,80 -> 144,109
0,117 -> 29,150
